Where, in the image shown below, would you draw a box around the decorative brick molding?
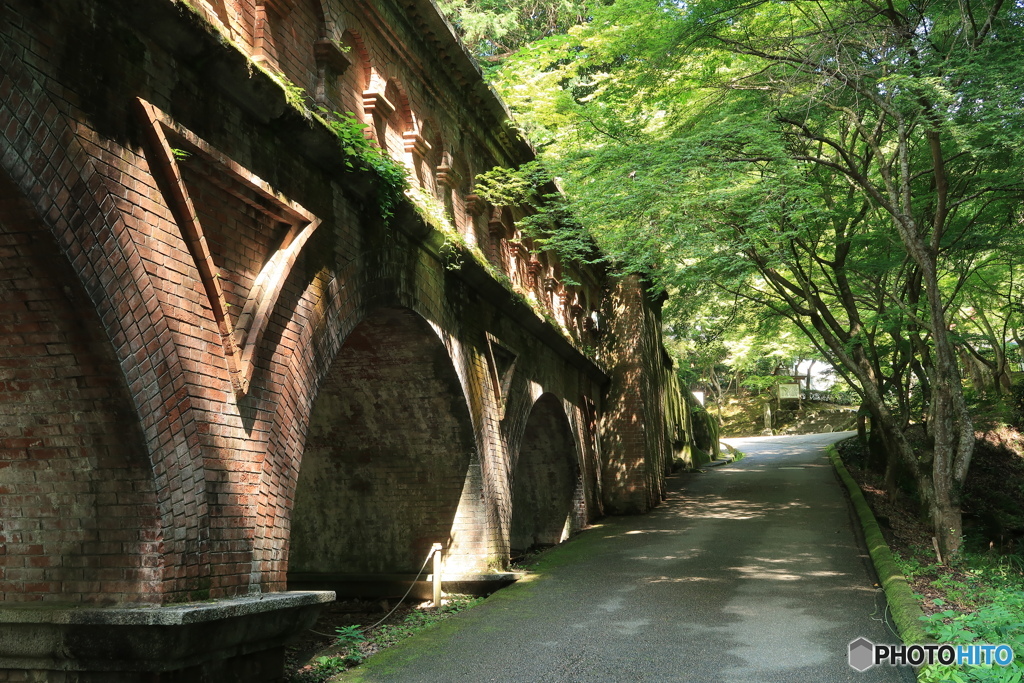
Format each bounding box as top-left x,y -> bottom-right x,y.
436,160 -> 462,189
403,129 -> 432,157
136,98 -> 322,396
313,38 -> 352,74
314,38 -> 352,104
465,193 -> 488,217
528,255 -> 543,278
485,332 -> 519,418
362,88 -> 396,117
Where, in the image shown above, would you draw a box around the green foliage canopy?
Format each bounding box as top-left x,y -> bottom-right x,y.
438,0 -> 593,64
486,0 -> 1024,554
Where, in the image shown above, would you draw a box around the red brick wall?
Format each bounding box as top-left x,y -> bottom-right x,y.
0,172 -> 162,605
0,0 -> 669,609
600,275 -> 670,514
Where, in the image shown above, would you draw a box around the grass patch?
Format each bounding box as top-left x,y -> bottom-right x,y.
286,595 -> 483,683
893,551 -> 1024,682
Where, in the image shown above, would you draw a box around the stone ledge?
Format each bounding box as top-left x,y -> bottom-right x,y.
0,590 -> 333,626
0,591 -> 333,679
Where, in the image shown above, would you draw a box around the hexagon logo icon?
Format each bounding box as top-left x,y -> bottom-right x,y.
849,637 -> 875,671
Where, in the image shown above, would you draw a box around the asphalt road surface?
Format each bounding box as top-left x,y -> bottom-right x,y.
339,432 -> 915,682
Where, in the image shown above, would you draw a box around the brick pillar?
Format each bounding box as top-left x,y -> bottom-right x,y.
599,275 -> 669,514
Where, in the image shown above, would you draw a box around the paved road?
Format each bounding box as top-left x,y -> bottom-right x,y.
340,433 -> 913,682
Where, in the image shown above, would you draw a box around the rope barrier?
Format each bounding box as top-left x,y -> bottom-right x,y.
361,546 -> 439,632
307,545 -> 439,639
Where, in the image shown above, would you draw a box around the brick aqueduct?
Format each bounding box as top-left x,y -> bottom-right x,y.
0,0 -> 698,679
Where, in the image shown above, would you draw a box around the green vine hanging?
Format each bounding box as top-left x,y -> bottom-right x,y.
317,108 -> 409,222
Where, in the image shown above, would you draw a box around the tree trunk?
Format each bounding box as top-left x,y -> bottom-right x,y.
921,288 -> 972,556
866,123 -> 975,557
709,366 -> 725,427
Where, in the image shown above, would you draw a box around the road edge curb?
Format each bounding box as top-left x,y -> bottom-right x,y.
827,444 -> 930,647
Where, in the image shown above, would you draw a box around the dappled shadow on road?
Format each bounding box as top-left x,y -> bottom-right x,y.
643,574 -> 725,583
664,495 -> 812,520
605,490 -> 818,535
630,547 -> 855,585
337,430 -> 908,683
728,559 -> 848,581
549,432 -> 906,682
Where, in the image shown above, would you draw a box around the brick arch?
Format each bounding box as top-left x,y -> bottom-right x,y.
487,205 -> 516,271
287,306 -> 481,579
0,43 -> 213,602
253,0 -> 282,71
340,29 -> 371,92
509,393 -> 586,556
246,249 -> 468,592
316,0 -> 340,37
381,79 -> 413,161
436,146 -> 456,196
450,152 -> 473,233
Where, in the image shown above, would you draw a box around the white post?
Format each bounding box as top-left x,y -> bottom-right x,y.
431,543 -> 442,608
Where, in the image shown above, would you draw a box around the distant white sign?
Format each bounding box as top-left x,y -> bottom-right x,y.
778,384 -> 801,400
693,391 -> 705,406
